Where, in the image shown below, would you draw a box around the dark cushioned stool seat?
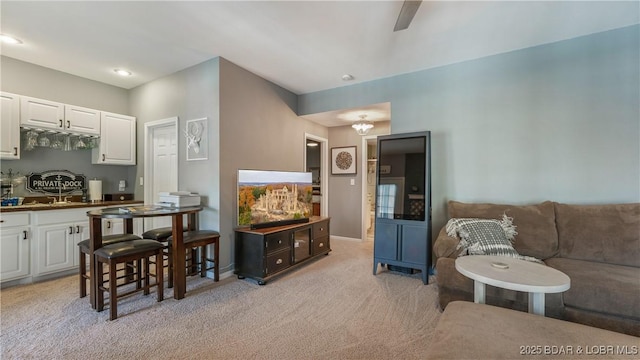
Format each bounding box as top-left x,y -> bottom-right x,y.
94,239 -> 165,258
78,234 -> 142,298
167,230 -> 220,286
78,233 -> 141,250
142,227 -> 187,241
94,239 -> 165,320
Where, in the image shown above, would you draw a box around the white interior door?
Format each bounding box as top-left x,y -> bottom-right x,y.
144,118 -> 178,231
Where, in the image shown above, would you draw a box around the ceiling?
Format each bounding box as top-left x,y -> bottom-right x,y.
1,1 -> 638,127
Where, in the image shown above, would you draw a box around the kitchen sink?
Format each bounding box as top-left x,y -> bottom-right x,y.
5,201 -> 89,209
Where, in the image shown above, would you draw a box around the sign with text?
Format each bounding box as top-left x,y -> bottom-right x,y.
26,170 -> 87,195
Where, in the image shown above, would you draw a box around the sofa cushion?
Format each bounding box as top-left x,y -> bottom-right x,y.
446,216 -> 519,257
426,301 -> 640,360
545,257 -> 640,320
554,202 -> 640,267
448,201 -> 558,259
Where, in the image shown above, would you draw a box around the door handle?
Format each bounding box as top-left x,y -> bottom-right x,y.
59,119 -> 63,128
23,230 -> 28,240
76,225 -> 80,234
102,154 -> 105,161
69,226 -> 73,235
13,147 -> 17,156
276,258 -> 283,265
66,120 -> 70,128
106,221 -> 111,229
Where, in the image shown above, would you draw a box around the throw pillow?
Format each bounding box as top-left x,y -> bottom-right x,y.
446,215 -> 542,263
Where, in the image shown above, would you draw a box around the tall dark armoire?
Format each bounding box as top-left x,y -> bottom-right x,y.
373,131 -> 432,284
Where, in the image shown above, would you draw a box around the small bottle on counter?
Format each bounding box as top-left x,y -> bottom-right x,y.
81,188 -> 88,203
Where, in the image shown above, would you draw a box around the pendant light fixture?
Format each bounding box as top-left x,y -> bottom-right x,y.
352,114 -> 374,135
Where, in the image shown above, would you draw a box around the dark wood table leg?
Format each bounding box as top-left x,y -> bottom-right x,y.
172,214 -> 186,300
123,218 -> 135,283
89,216 -> 103,310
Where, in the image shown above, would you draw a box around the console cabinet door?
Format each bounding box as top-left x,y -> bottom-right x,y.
373,220 -> 398,262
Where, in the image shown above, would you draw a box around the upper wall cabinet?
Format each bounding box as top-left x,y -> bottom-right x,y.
20,96 -> 100,136
92,112 -> 136,165
64,105 -> 100,136
0,92 -> 20,160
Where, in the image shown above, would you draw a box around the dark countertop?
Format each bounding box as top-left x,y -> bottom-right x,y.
0,200 -> 144,213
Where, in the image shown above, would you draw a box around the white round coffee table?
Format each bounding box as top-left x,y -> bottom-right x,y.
455,255 -> 570,316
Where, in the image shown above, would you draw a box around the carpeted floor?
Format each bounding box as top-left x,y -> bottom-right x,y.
0,239 -> 442,359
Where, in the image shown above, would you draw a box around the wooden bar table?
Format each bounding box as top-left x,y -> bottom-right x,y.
86,205 -> 203,309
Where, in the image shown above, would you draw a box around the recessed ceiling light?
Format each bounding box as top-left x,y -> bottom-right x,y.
0,34 -> 23,45
114,69 -> 132,76
342,74 -> 354,81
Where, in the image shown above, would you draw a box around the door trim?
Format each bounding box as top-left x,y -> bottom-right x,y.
361,134 -> 382,241
304,133 -> 328,217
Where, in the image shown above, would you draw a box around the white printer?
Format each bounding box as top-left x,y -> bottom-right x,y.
157,191 -> 201,208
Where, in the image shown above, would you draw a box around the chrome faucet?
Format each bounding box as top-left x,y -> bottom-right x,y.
48,180 -> 69,204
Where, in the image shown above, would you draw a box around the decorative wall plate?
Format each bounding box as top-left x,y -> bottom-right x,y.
331,146 -> 357,175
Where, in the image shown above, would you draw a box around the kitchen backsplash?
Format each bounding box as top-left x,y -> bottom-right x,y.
1,146 -> 135,198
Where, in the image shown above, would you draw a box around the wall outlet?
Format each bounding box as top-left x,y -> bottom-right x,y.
350,179 -> 355,185
139,177 -> 144,186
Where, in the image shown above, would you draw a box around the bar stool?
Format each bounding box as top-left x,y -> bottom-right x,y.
94,239 -> 165,320
167,230 -> 220,285
142,226 -> 189,288
78,233 -> 141,298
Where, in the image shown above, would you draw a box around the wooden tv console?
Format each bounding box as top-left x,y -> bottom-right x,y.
234,216 -> 330,285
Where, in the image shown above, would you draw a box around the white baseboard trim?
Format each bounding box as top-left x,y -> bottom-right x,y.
330,235 -> 363,242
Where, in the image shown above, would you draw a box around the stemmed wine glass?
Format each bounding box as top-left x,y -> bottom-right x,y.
50,134 -> 64,150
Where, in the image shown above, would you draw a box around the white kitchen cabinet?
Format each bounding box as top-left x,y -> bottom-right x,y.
64,105 -> 100,136
32,208 -> 89,276
20,96 -> 65,131
102,218 -> 124,235
92,112 -> 136,165
103,218 -> 143,237
0,213 -> 31,282
20,96 -> 101,136
1,92 -> 21,160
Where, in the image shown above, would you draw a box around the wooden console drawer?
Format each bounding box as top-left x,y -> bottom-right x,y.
312,220 -> 329,238
235,216 -> 331,285
313,235 -> 330,255
266,249 -> 291,275
265,231 -> 290,253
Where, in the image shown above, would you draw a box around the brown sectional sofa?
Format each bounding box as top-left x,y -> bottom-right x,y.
434,201 -> 640,336
426,301 -> 640,360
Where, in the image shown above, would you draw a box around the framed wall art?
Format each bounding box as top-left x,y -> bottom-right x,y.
331,146 -> 357,175
185,118 -> 208,161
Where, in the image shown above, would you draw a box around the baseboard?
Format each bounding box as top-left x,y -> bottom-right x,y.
330,235 -> 362,242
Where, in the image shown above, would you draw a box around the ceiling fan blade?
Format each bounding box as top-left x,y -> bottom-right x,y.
393,0 -> 423,32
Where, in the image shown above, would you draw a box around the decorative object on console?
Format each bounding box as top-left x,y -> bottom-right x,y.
352,114 -> 374,135
237,169 -> 313,229
331,146 -> 357,175
185,118 -> 207,161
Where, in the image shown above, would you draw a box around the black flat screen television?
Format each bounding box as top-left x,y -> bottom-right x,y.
237,169 -> 313,229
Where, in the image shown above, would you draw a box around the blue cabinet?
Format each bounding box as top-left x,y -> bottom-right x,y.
373,132 -> 432,284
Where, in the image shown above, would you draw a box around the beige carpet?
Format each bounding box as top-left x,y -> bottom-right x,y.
1,239 -> 441,359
